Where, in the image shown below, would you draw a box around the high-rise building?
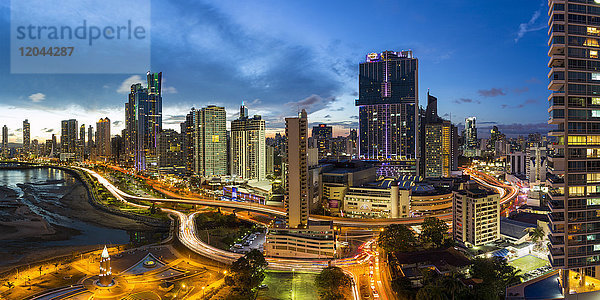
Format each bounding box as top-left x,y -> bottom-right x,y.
88,125 -> 94,156
463,117 -> 478,157
22,119 -> 30,154
158,129 -> 184,171
61,119 -> 78,154
420,92 -> 458,177
285,109 -> 309,229
312,124 -> 332,159
1,125 -> 7,158
452,185 -> 500,247
96,118 -> 111,159
182,106 -> 227,176
266,144 -> 275,175
78,124 -> 86,159
546,1 -> 600,292
231,103 -> 266,180
125,71 -> 163,171
356,50 -> 418,161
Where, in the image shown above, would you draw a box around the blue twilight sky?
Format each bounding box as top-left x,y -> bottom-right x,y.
0,0 -> 551,142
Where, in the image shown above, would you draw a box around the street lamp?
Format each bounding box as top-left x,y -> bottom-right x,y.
202,286 -> 205,297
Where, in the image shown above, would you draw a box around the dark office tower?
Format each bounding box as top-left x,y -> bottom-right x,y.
51,134 -> 57,157
125,71 -> 163,171
111,135 -> 124,161
61,119 -> 78,154
463,117 -> 478,157
312,124 -> 332,159
22,119 -> 30,154
158,129 -> 184,172
79,124 -> 86,159
2,125 -> 7,158
88,125 -> 94,156
548,0 -> 600,293
356,50 -> 418,160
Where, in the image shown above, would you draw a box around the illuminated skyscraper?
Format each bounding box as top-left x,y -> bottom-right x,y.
22,119 -> 30,154
547,0 -> 600,293
312,124 -> 332,159
182,106 -> 227,176
96,118 -> 111,159
1,125 -> 7,158
231,103 -> 266,180
125,71 -> 163,171
463,117 -> 478,157
61,119 -> 78,154
285,109 -> 309,229
356,50 -> 418,160
78,124 -> 86,159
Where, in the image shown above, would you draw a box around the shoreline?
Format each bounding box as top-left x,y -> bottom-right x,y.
0,167 -> 168,271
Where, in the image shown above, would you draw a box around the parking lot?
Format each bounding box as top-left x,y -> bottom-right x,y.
229,231 -> 266,254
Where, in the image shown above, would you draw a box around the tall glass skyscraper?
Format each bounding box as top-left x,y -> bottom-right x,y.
22,119 -> 30,154
547,0 -> 600,294
356,50 -> 418,161
125,71 -> 163,171
182,106 -> 227,177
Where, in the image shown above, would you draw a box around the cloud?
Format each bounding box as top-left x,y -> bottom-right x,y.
162,86 -> 178,94
501,104 -> 508,109
112,120 -> 123,126
517,98 -> 538,108
28,93 -> 46,102
287,94 -> 336,113
350,116 -> 358,119
515,8 -> 547,42
513,87 -> 529,94
478,88 -> 505,97
526,77 -> 542,84
324,115 -> 332,118
42,128 -> 54,133
163,114 -> 186,125
117,75 -> 143,94
454,98 -> 481,104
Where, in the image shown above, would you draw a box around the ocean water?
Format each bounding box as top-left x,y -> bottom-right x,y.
0,168 -> 130,247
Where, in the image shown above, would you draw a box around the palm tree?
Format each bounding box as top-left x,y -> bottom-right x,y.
440,273 -> 465,300
525,226 -> 545,249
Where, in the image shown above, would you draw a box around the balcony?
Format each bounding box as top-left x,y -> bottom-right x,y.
549,234 -> 565,246
549,246 -> 565,258
548,56 -> 565,69
548,73 -> 565,92
548,212 -> 564,223
549,254 -> 565,268
548,200 -> 565,213
548,129 -> 564,137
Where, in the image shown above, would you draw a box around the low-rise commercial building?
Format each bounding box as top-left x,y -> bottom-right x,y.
264,221 -> 336,259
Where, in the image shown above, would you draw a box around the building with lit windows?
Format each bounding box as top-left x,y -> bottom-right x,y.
61,119 -> 78,155
312,124 -> 332,159
22,119 -> 30,155
463,117 -> 478,157
546,0 -> 600,294
231,103 -> 266,180
356,51 -> 418,162
2,125 -> 7,158
452,186 -> 499,247
96,118 -> 111,159
124,71 -> 162,171
158,129 -> 184,173
182,106 -> 227,177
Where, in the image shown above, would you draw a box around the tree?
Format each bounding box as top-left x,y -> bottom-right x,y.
378,224 -> 418,252
469,257 -> 522,299
391,277 -> 417,300
416,284 -> 448,300
315,266 -> 351,299
225,249 -> 267,296
525,226 -> 545,249
420,217 -> 449,249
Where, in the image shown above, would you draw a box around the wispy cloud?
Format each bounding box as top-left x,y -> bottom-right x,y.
28,93 -> 46,103
478,88 -> 506,97
454,98 -> 481,104
515,7 -> 547,42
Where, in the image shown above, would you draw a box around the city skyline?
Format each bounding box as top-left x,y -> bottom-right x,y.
0,0 -> 551,142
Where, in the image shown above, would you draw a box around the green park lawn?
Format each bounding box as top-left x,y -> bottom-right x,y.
509,255 -> 549,274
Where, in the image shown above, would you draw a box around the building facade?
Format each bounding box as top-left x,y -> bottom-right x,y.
356,50 -> 418,161
231,104 -> 266,180
463,117 -> 478,157
125,72 -> 163,171
158,129 -> 184,172
312,124 -> 332,159
182,106 -> 227,177
96,118 -> 111,159
61,119 -> 78,155
1,125 -> 7,158
285,109 -> 309,229
22,119 -> 30,155
453,187 -> 500,247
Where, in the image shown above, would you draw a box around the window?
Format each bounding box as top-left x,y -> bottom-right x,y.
586,38 -> 600,47
570,186 -> 586,196
594,73 -> 600,81
593,110 -> 600,118
595,245 -> 600,252
593,97 -> 600,105
589,27 -> 600,36
593,50 -> 599,58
